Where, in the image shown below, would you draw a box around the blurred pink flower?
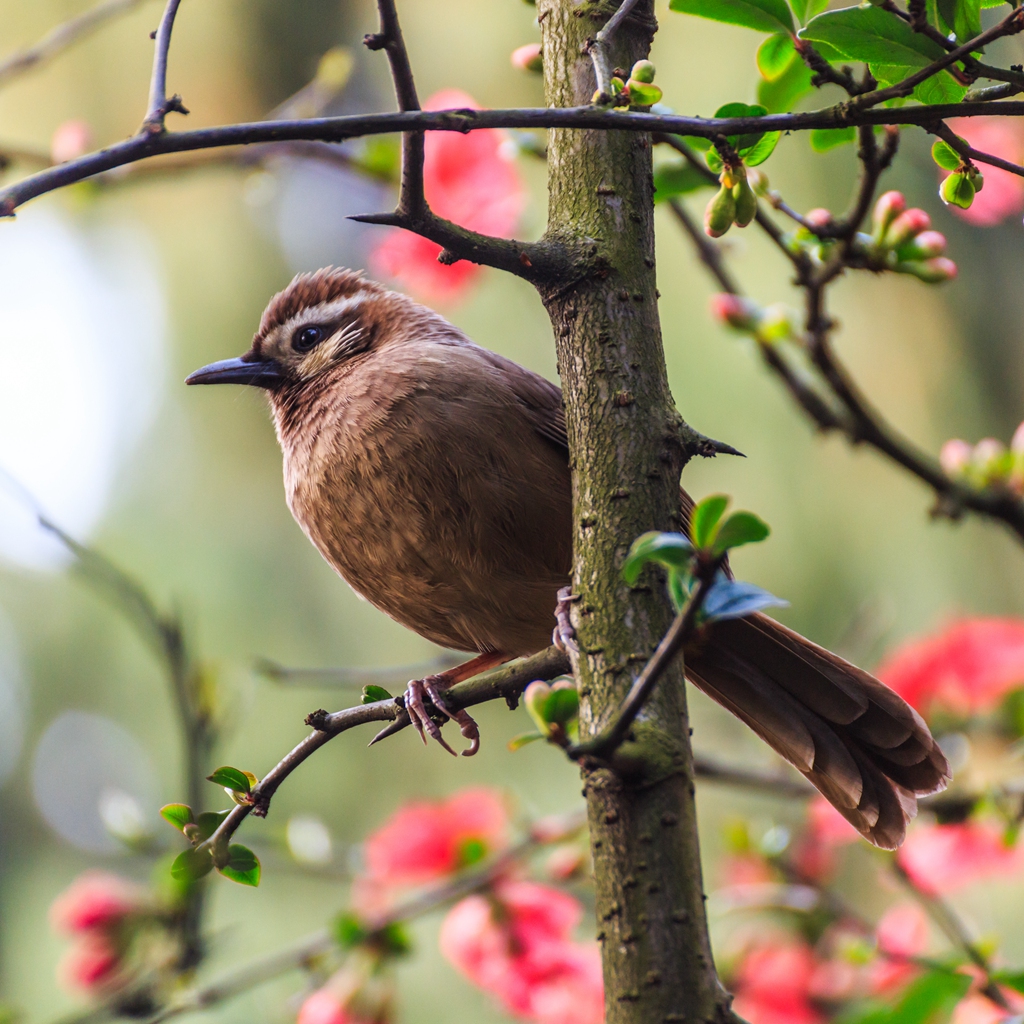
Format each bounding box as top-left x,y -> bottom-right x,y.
877,618 -> 1024,717
58,934 -> 121,992
869,903 -> 929,994
50,119 -> 92,164
440,880 -> 603,1024
371,89 -> 527,303
50,872 -> 143,934
953,991 -> 1024,1024
731,941 -> 823,1024
898,821 -> 1024,894
297,989 -> 374,1024
945,118 -> 1024,227
791,797 -> 860,881
362,787 -> 509,887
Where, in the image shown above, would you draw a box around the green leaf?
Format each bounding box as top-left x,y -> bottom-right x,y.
628,81 -> 663,106
810,126 -> 856,151
219,843 -> 261,886
742,130 -> 781,166
889,970 -> 971,1024
361,684 -> 393,704
791,0 -> 828,23
171,847 -> 214,883
670,0 -> 795,34
160,804 -> 194,832
378,921 -> 413,957
622,531 -> 694,584
654,161 -> 713,201
543,686 -> 580,724
913,71 -> 968,105
194,810 -> 230,841
207,766 -> 252,794
991,969 -> 1024,995
712,511 -> 771,555
936,0 -> 957,32
458,836 -> 488,867
980,0 -> 1007,7
691,494 -> 730,549
702,579 -> 789,622
667,570 -> 689,612
335,912 -> 368,949
953,0 -> 981,42
931,138 -> 962,170
800,6 -> 946,66
758,54 -> 814,112
758,33 -> 796,79
508,731 -> 545,750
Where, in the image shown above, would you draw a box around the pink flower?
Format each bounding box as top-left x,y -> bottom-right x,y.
511,44 -> 543,73
362,787 -> 509,888
945,118 -> 1024,226
371,89 -> 527,303
953,992 -> 1024,1024
58,934 -> 121,992
50,872 -> 143,934
877,618 -> 1024,716
297,990 -> 371,1024
869,904 -> 929,994
791,797 -> 859,881
731,942 -> 823,1024
50,119 -> 92,164
898,822 -> 1024,894
440,880 -> 603,1024
709,293 -> 760,331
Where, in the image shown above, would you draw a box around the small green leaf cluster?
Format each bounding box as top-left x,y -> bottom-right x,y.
335,912 -> 412,958
932,138 -> 985,212
591,60 -> 663,109
510,678 -> 580,750
207,764 -> 259,806
623,494 -> 785,622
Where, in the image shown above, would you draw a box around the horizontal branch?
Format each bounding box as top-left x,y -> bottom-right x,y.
199,647 -> 571,861
8,102 -> 1024,217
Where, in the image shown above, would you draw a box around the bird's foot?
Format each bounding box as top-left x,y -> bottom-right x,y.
405,673 -> 480,757
552,586 -> 579,654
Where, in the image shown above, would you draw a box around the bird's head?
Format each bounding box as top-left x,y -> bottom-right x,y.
186,267 -> 392,392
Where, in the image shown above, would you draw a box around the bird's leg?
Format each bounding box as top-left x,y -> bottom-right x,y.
552,586 -> 579,654
403,651 -> 509,757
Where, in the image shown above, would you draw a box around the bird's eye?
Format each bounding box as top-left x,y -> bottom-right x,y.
292,325 -> 324,353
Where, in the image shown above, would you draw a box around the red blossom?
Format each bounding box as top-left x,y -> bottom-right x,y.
898,821 -> 1024,894
58,934 -> 121,992
440,880 -> 603,1024
50,871 -> 143,934
297,990 -> 374,1024
945,118 -> 1024,227
791,797 -> 859,881
877,618 -> 1024,717
869,903 -> 929,994
730,941 -> 823,1024
371,89 -> 527,303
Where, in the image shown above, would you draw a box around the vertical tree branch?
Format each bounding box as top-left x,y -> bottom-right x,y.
540,2 -> 740,1021
142,0 -> 188,133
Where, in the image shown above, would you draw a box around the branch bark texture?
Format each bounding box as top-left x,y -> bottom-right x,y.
540,2 -> 734,1021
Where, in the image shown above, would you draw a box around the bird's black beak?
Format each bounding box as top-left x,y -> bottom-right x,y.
185,356 -> 285,388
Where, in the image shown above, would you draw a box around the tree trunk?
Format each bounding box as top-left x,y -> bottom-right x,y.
538,2 -> 737,1021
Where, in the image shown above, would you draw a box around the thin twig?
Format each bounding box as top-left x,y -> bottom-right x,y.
568,563 -> 721,760
142,0 -> 188,133
0,0 -> 149,90
588,0 -> 642,101
932,120 -> 1024,177
198,647 -> 571,862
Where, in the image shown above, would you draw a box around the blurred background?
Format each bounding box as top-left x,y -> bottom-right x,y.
1,0 -> 1023,1020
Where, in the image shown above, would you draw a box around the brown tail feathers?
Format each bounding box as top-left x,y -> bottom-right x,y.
684,613 -> 950,849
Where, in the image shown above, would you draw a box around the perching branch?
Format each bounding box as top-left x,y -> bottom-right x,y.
198,646 -> 571,863
568,562 -> 721,761
141,0 -> 188,133
0,0 -> 150,90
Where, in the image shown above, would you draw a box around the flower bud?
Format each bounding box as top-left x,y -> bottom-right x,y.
510,43 -> 542,72
524,680 -> 551,722
51,119 -> 92,164
974,438 -> 1006,467
704,185 -> 736,238
1011,421 -> 1024,455
746,167 -> 770,197
939,439 -> 972,476
968,166 -> 984,192
884,208 -> 931,250
896,230 -> 946,261
709,293 -> 760,330
732,175 -> 758,228
872,191 -> 906,240
630,60 -> 656,83
903,256 -> 957,283
804,208 -> 832,230
757,303 -> 799,343
940,171 -> 975,210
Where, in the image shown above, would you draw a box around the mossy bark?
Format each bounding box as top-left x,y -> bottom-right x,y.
537,2 -> 737,1021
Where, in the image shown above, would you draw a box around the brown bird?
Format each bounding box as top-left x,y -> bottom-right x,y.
187,267 -> 949,849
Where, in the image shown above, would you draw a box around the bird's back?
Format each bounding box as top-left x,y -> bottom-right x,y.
276,335 -> 573,656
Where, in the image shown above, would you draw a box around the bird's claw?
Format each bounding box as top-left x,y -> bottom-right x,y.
404,673 -> 480,757
552,586 -> 579,654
